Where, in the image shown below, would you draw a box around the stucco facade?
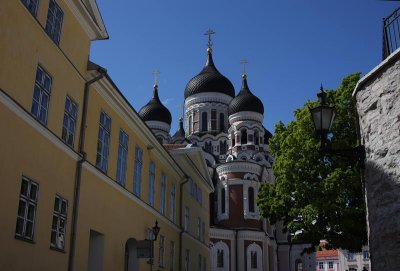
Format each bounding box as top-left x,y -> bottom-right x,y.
0,1 -> 212,270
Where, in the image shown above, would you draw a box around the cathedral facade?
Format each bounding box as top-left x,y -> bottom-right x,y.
137,42 -> 299,271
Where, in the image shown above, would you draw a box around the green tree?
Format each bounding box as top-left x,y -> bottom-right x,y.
258,73 -> 367,252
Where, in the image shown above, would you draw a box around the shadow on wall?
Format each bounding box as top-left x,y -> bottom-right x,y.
363,160 -> 400,270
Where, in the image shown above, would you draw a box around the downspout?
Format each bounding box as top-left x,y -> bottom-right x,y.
178,175 -> 189,271
68,67 -> 107,271
235,229 -> 238,271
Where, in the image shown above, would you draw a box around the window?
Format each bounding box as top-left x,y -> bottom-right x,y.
254,130 -> 259,145
219,113 -> 225,132
241,129 -> 247,144
15,177 -> 38,240
193,111 -> 199,132
220,141 -> 227,155
184,206 -> 189,231
197,217 -> 201,239
96,111 -> 111,173
221,187 -> 226,214
159,235 -> 165,267
185,249 -> 190,271
363,250 -> 369,260
116,130 -> 129,186
133,146 -> 143,196
203,257 -> 206,271
21,0 -> 39,17
201,112 -> 208,131
348,252 -> 355,260
31,65 -> 52,125
62,96 -> 77,147
160,174 -> 166,215
198,254 -> 202,271
51,195 -> 67,250
318,262 -> 324,269
211,110 -> 217,130
148,161 -> 155,206
188,115 -> 192,134
217,249 -> 224,267
295,259 -> 303,271
45,0 -> 63,45
328,261 -> 333,269
170,184 -> 176,221
170,241 -> 175,271
201,221 -> 205,242
251,251 -> 257,268
248,187 -> 255,212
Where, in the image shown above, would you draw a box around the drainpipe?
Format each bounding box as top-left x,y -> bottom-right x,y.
178,175 -> 189,271
68,66 -> 107,271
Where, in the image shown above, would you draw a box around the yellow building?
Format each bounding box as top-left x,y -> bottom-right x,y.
0,1 -> 213,270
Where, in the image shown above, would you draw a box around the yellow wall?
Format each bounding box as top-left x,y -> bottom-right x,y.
0,1 -> 211,270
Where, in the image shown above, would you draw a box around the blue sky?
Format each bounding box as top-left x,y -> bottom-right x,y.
90,0 -> 399,133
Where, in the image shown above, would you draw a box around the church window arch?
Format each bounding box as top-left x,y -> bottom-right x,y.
295,259 -> 303,271
211,241 -> 229,271
219,113 -> 225,132
188,116 -> 192,134
241,129 -> 247,145
221,187 -> 226,214
246,243 -> 262,271
254,130 -> 259,145
248,187 -> 255,212
201,112 -> 208,131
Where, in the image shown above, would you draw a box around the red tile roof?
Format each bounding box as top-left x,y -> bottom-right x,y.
316,250 -> 339,259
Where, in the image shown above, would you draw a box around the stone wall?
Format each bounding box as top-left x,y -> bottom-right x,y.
353,49 -> 400,271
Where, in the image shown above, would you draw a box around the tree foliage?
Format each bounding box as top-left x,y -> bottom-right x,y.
258,73 -> 367,252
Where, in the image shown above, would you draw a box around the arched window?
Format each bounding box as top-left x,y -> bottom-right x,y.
231,132 -> 236,147
220,141 -> 227,155
188,116 -> 192,134
217,249 -> 224,267
255,130 -> 259,145
295,259 -> 303,271
201,112 -> 208,131
221,188 -> 226,214
211,241 -> 229,271
211,110 -> 217,130
219,113 -> 225,132
241,129 -> 247,145
248,187 -> 255,212
157,136 -> 163,144
246,243 -> 262,271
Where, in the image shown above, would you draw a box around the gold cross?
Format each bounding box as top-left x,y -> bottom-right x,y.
152,69 -> 160,85
240,59 -> 248,75
204,28 -> 216,48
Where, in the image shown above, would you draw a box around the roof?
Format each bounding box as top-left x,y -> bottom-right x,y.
163,144 -> 187,151
316,249 -> 339,259
184,49 -> 235,99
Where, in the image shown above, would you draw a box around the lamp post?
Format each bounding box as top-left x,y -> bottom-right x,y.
148,220 -> 160,271
309,84 -> 365,160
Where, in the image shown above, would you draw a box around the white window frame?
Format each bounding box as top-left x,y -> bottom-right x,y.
160,173 -> 167,215
148,161 -> 155,206
133,145 -> 143,196
243,180 -> 260,219
211,241 -> 229,271
170,184 -> 176,221
246,243 -> 262,271
50,195 -> 68,250
15,177 -> 39,241
217,180 -> 229,221
159,235 -> 165,267
184,206 -> 189,232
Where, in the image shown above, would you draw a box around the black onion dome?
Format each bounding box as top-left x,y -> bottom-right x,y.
184,49 -> 235,99
138,84 -> 172,125
228,74 -> 264,115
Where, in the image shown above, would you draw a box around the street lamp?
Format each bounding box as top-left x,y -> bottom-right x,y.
152,220 -> 160,241
309,84 -> 336,149
309,84 -> 365,160
148,220 -> 161,271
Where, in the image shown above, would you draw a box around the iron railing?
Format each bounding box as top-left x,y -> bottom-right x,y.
383,6 -> 400,60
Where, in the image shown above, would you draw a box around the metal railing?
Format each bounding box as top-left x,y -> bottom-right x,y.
383,6 -> 400,60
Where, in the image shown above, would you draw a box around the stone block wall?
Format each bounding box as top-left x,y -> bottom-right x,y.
354,49 -> 400,270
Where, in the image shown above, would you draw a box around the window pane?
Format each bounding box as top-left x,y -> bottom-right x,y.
18,200 -> 26,217
16,218 -> 24,235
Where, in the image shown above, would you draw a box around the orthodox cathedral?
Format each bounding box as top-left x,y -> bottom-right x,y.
138,37 -> 312,271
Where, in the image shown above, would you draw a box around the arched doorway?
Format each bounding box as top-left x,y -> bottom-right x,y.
125,238 -> 139,271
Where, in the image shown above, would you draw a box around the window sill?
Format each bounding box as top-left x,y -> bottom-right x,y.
15,235 -> 36,244
50,246 -> 66,253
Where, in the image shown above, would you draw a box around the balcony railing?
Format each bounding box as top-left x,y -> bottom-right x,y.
383,6 -> 400,60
